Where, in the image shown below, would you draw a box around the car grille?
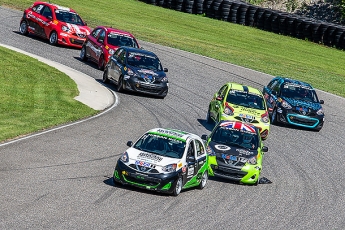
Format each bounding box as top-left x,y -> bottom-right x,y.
216,156 -> 246,167
213,165 -> 247,179
292,108 -> 316,116
124,174 -> 161,187
287,114 -> 319,127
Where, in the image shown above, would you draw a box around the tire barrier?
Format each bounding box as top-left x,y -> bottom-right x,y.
141,0 -> 345,50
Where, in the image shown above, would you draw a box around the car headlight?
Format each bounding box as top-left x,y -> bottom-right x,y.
61,25 -> 70,32
160,76 -> 168,82
316,108 -> 324,115
261,111 -> 269,123
162,163 -> 177,172
281,100 -> 292,109
127,68 -> 138,77
206,146 -> 216,156
247,156 -> 257,165
120,152 -> 129,163
108,49 -> 115,55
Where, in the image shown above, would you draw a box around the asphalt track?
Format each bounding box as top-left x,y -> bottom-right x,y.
1,6 -> 345,230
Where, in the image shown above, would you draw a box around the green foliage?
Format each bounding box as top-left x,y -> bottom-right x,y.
286,0 -> 299,12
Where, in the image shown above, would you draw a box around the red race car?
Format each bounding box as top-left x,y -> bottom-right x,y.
80,26 -> 140,70
19,1 -> 91,48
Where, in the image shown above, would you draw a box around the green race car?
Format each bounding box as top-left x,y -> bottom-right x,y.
202,120 -> 268,185
206,82 -> 270,140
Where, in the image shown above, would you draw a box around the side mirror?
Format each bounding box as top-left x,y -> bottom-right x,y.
216,96 -> 223,101
127,141 -> 133,147
47,16 -> 52,21
201,134 -> 208,140
187,156 -> 195,162
163,68 -> 168,72
319,99 -> 324,104
262,146 -> 268,152
98,38 -> 104,43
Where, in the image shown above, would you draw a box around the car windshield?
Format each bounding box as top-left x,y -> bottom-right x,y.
281,84 -> 318,103
127,52 -> 162,71
226,90 -> 266,110
133,133 -> 186,159
107,33 -> 138,48
55,10 -> 85,26
211,126 -> 259,150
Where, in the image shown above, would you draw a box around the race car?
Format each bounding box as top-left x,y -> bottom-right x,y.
263,77 -> 325,131
202,120 -> 268,185
103,46 -> 169,98
19,1 -> 91,48
206,82 -> 270,140
80,26 -> 140,70
113,128 -> 209,196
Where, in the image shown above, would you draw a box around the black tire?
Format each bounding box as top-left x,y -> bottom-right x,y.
206,107 -> 213,123
49,31 -> 58,46
19,20 -> 28,35
98,54 -> 105,70
117,76 -> 124,92
80,46 -> 88,61
172,177 -> 183,196
198,171 -> 208,190
102,68 -> 109,84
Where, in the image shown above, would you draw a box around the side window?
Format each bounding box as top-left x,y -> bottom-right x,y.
195,140 -> 204,157
98,30 -> 106,43
33,4 -> 44,13
267,80 -> 276,89
118,50 -> 126,64
272,81 -> 281,95
41,6 -> 52,18
187,140 -> 195,158
218,85 -> 228,98
91,28 -> 102,38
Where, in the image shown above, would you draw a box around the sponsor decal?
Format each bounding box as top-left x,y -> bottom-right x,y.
220,121 -> 256,133
156,129 -> 185,138
178,162 -> 182,168
214,145 -> 231,151
182,166 -> 187,173
236,149 -> 254,155
187,166 -> 194,178
138,152 -> 163,162
27,12 -> 50,26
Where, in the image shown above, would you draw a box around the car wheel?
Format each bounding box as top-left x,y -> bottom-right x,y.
198,171 -> 208,190
117,76 -> 124,92
98,54 -> 105,70
271,108 -> 278,125
102,68 -> 110,84
172,177 -> 183,196
206,107 -> 213,124
19,20 -> 28,35
49,31 -> 58,46
80,46 -> 88,61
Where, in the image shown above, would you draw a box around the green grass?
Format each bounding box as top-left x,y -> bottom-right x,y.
0,47 -> 97,142
0,0 -> 345,142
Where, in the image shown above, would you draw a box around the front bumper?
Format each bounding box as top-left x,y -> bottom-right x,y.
113,160 -> 178,194
58,32 -> 86,48
123,77 -> 168,97
275,107 -> 324,129
208,156 -> 261,185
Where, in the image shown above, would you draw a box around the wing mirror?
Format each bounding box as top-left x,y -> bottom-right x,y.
126,141 -> 133,147
163,68 -> 168,72
187,156 -> 195,162
262,146 -> 268,152
319,100 -> 324,104
201,134 -> 208,140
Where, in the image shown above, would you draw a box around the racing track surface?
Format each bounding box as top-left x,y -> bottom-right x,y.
1,6 -> 345,230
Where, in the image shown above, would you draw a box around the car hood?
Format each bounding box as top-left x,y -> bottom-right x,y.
127,148 -> 180,166
282,97 -> 322,111
64,23 -> 90,36
231,105 -> 265,116
208,141 -> 258,157
131,66 -> 167,81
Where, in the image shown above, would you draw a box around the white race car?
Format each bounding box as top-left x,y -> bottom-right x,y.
113,128 -> 209,196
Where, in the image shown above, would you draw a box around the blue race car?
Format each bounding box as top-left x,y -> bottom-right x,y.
262,77 -> 325,131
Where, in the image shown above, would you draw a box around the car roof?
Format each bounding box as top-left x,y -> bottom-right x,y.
276,77 -> 314,89
226,82 -> 263,95
217,120 -> 258,134
123,47 -> 157,56
94,26 -> 135,37
147,128 -> 200,142
34,1 -> 76,13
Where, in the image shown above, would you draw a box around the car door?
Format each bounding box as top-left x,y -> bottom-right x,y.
86,28 -> 102,61
108,48 -> 124,83
27,4 -> 47,37
183,140 -> 198,183
194,139 -> 207,174
91,29 -> 106,62
264,79 -> 281,113
211,84 -> 228,121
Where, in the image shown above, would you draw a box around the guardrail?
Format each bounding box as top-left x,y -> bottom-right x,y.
140,0 -> 345,50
